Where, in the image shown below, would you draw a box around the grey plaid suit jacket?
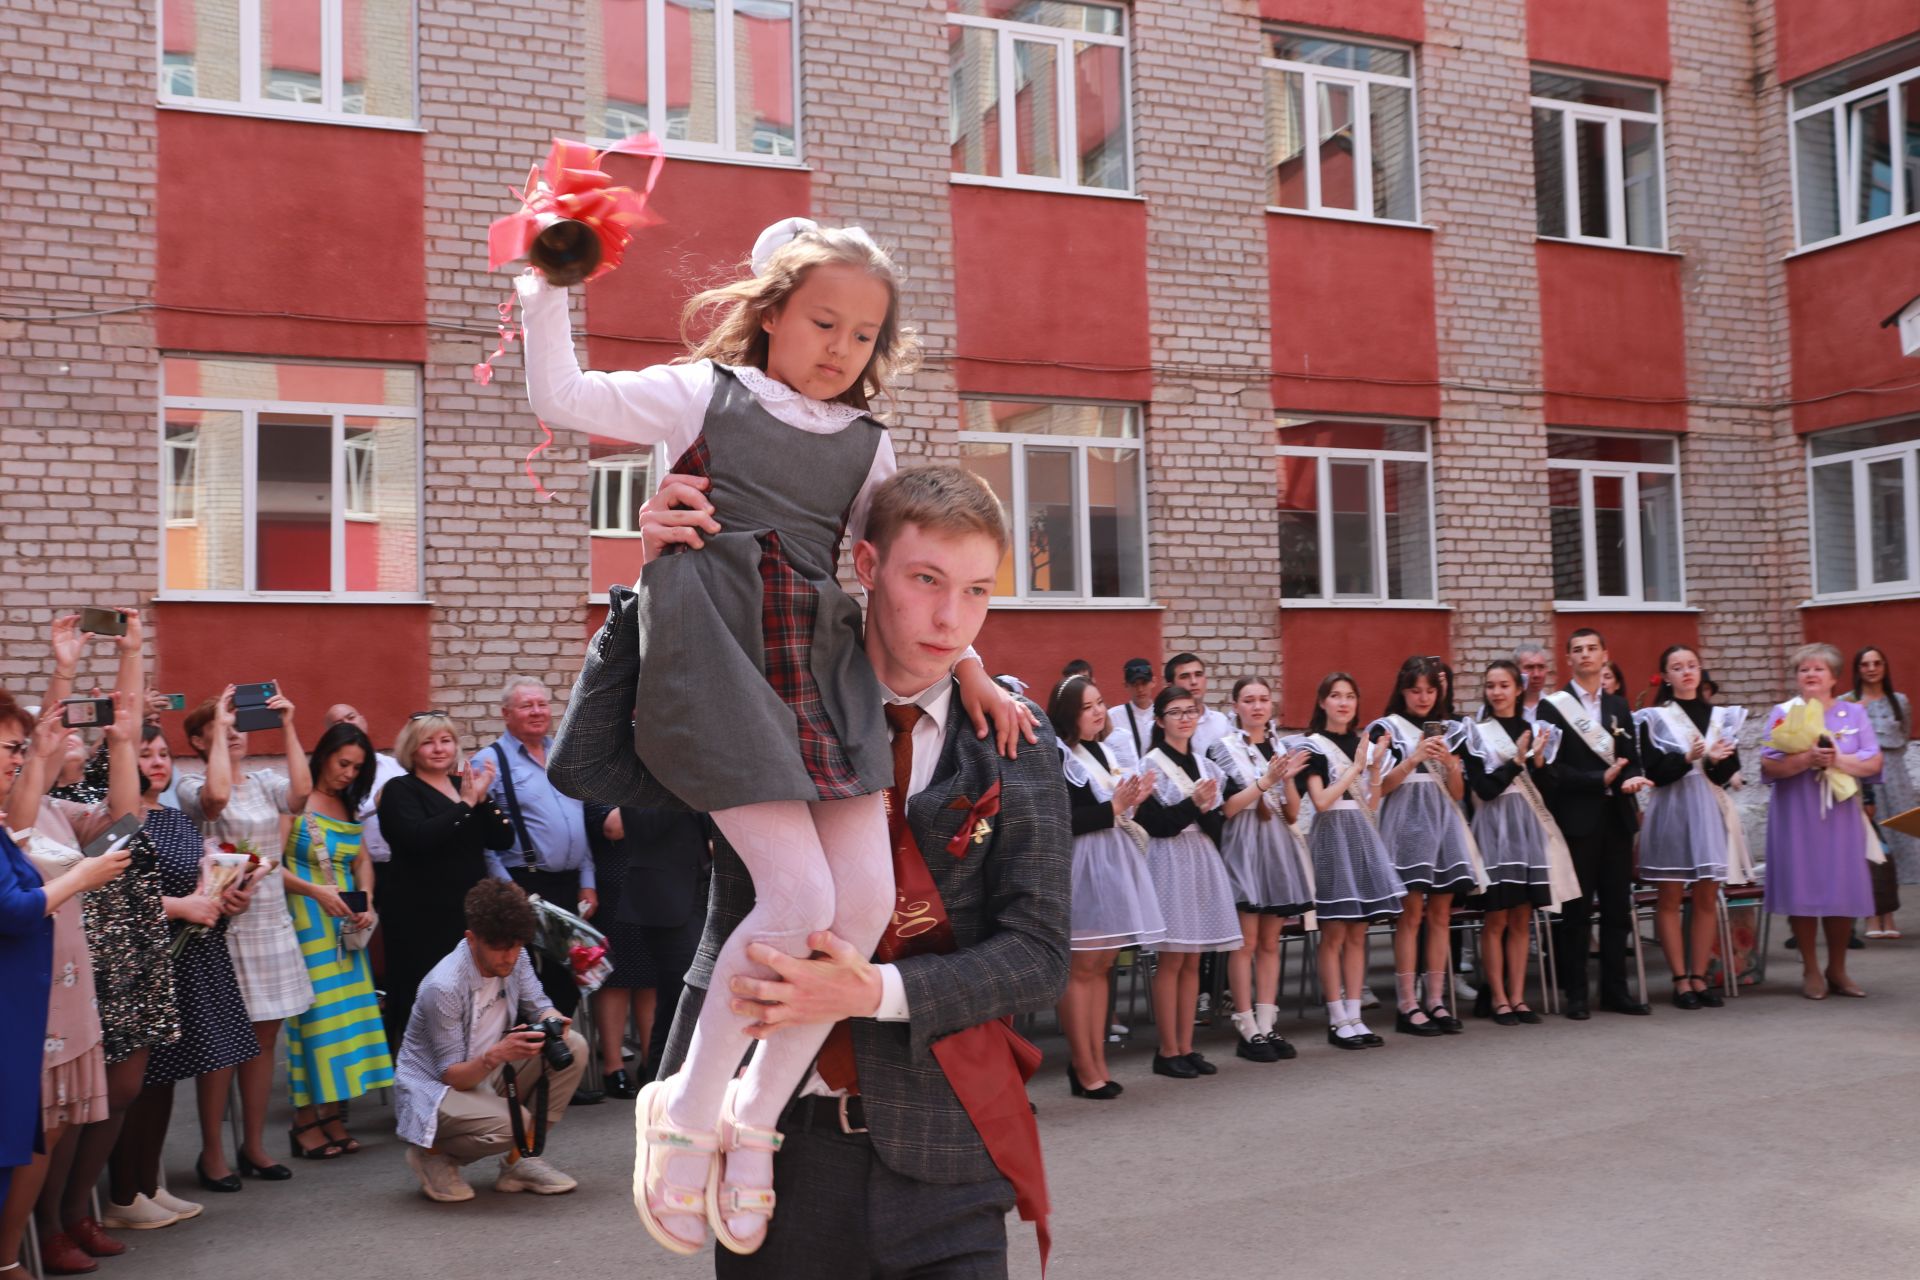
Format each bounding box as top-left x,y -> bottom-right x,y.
551,586 -> 1073,1186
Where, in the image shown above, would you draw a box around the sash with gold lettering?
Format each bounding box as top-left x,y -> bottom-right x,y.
1545,690 -> 1618,763
1470,717 -> 1582,909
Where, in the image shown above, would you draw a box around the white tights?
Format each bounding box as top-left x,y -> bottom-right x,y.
663,793 -> 893,1135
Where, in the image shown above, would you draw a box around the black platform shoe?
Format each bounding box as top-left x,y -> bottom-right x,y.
1151,1053 -> 1199,1079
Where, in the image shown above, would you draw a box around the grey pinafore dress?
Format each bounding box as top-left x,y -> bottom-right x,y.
630,366 -> 889,813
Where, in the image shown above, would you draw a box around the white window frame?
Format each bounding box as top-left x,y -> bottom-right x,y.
1806,424 -> 1920,602
164,431 -> 199,526
948,5 -> 1135,197
1787,43 -> 1920,250
1275,417 -> 1438,606
1531,71 -> 1668,251
587,0 -> 803,166
155,0 -> 417,129
157,359 -> 425,602
1546,434 -> 1686,606
588,445 -> 665,536
958,398 -> 1150,605
1260,28 -> 1421,226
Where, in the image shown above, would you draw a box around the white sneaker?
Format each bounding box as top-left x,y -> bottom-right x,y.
1359,986 -> 1381,1010
1108,1023 -> 1129,1036
407,1146 -> 475,1203
150,1187 -> 204,1221
495,1155 -> 577,1195
102,1194 -> 177,1230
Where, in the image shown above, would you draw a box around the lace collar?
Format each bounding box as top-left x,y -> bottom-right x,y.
725,364 -> 868,430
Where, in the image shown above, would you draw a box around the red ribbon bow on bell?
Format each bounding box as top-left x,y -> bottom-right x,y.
569,943 -> 607,978
486,134 -> 666,282
945,782 -> 1003,860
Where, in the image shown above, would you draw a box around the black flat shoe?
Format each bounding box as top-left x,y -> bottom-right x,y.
1235,1033 -> 1281,1063
1067,1066 -> 1123,1100
1395,1010 -> 1444,1037
1671,979 -> 1703,1010
1184,1052 -> 1218,1076
1491,1003 -> 1520,1026
1151,1053 -> 1199,1079
1600,996 -> 1652,1016
1425,1005 -> 1465,1034
603,1069 -> 640,1100
1326,1027 -> 1369,1051
1512,1004 -> 1542,1024
238,1151 -> 292,1181
1356,1030 -> 1384,1047
1266,1035 -> 1298,1060
196,1157 -> 242,1193
1690,976 -> 1725,1009
571,1086 -> 605,1107
1564,1000 -> 1591,1021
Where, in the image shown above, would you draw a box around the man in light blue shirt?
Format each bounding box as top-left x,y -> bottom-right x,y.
471,677 -> 597,1023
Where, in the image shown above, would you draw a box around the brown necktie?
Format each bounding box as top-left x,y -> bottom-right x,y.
814,701 -> 923,1094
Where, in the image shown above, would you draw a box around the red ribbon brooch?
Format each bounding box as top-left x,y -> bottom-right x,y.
944,781 -> 1003,859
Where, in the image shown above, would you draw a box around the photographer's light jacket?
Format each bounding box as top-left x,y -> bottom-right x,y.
469,736 -> 595,889
393,940 -> 547,1149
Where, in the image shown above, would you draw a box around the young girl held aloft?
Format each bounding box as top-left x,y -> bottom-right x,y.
1367,656 -> 1482,1036
1300,673 -> 1403,1050
517,217 -> 1027,1255
1205,677 -> 1313,1062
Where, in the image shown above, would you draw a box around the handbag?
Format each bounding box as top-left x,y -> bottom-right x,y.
303,813 -> 378,952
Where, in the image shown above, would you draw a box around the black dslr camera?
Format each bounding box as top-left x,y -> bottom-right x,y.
522,1016 -> 573,1070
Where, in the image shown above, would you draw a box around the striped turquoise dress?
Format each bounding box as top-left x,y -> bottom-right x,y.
285,813 -> 395,1107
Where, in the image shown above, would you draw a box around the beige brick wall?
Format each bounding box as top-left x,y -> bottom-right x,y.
0,0 -> 158,689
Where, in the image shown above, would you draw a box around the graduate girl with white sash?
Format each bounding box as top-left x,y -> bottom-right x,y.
1134,685 -> 1244,1080
1299,672 -> 1404,1050
1461,660 -> 1576,1026
1204,677 -> 1313,1064
1633,645 -> 1750,1009
1047,677 -> 1166,1100
1367,656 -> 1484,1036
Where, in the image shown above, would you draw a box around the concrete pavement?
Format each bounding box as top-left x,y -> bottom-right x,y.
108,932 -> 1918,1280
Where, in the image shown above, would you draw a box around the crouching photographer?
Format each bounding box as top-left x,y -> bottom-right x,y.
393,878 -> 588,1203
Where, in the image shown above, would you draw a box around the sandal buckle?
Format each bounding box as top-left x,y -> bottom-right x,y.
836,1095 -> 867,1136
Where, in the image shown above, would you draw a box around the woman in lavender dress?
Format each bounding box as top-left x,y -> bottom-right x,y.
1761,643 -> 1881,1000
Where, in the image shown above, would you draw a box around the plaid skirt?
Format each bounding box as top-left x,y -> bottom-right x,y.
225,870 -> 314,1022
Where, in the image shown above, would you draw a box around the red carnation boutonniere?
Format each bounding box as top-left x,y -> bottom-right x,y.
944,781 -> 1003,859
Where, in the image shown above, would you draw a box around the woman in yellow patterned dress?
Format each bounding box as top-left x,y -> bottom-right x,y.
283,723 -> 393,1158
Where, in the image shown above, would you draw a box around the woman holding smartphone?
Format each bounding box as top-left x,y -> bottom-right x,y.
282,722 -> 393,1158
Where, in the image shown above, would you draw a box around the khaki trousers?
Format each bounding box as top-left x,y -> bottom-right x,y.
433,1030 -> 589,1165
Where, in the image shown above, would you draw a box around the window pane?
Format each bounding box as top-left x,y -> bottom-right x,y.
164,357 -> 417,408
1024,447 -> 1078,594
1637,471 -> 1682,602
950,24 -> 1001,176
952,0 -> 1123,36
163,0 -> 241,101
255,413 -> 333,593
960,399 -> 1135,437
1531,71 -> 1657,114
1906,82 -> 1920,219
1852,92 -> 1895,223
592,0 -> 650,138
1277,454 -> 1321,598
1793,41 -> 1920,111
1813,462 -> 1858,594
1370,83 -> 1416,221
665,0 -> 719,144
1074,40 -> 1127,189
1383,459 -> 1430,599
1266,67 -> 1308,208
1317,81 -> 1358,211
1591,474 -> 1628,596
1575,116 -> 1611,239
1270,33 -> 1408,78
1868,457 -> 1909,584
1622,118 -> 1662,246
1809,416 -> 1920,457
1795,111 -> 1842,243
1328,460 -> 1374,596
1277,418 -> 1424,452
1549,467 -> 1585,600
163,410 -> 244,592
1013,39 -> 1061,179
342,417 -> 418,592
341,0 -> 412,117
733,0 -> 795,156
960,441 -> 1017,595
1534,107 -> 1566,237
1547,432 -> 1675,465
589,438 -> 651,594
260,0 -> 324,105
1086,446 -> 1143,597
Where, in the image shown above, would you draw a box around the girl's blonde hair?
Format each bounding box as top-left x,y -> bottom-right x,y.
394,713 -> 462,773
679,225 -> 921,412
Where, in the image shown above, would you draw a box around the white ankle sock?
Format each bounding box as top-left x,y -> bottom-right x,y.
1254,1003 -> 1279,1037
1395,970 -> 1420,1013
1230,1009 -> 1260,1040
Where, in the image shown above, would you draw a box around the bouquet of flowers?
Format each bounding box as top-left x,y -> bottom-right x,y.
170,839 -> 264,959
1764,699 -> 1858,811
525,895 -> 613,995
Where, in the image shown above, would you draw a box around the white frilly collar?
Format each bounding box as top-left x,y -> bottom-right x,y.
726,364 -> 868,431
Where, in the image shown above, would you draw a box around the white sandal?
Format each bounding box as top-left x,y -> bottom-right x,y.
708,1079 -> 783,1256
634,1079 -> 718,1256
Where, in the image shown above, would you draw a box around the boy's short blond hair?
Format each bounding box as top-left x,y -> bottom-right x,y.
863,465 -> 1009,557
